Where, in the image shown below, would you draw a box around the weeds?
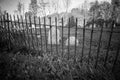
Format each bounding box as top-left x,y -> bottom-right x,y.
0,46 -> 116,80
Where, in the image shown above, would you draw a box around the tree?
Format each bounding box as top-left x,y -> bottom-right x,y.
99,1 -> 112,20
29,0 -> 38,16
89,0 -> 100,20
0,6 -> 2,16
17,1 -> 23,15
38,0 -> 49,16
89,1 -> 112,20
87,1 -> 113,28
25,11 -> 33,18
112,0 -> 120,25
52,0 -> 59,13
66,16 -> 76,27
14,1 -> 24,15
63,0 -> 71,13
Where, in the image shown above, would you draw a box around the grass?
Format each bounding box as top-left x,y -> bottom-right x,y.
0,46 -> 116,80
0,26 -> 120,80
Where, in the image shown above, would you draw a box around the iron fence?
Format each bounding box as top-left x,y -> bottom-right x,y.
0,13 -> 120,71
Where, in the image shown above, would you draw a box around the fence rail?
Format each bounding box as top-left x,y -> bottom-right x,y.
0,13 -> 120,71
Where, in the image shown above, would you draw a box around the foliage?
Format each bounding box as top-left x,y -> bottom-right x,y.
89,0 -> 100,19
25,11 -> 33,17
99,1 -> 112,21
66,16 -> 76,27
29,0 -> 38,16
37,0 -> 49,16
0,47 -> 116,80
0,6 -> 2,16
112,0 -> 120,24
87,1 -> 113,28
17,1 -> 23,15
63,0 -> 71,12
89,1 -> 112,21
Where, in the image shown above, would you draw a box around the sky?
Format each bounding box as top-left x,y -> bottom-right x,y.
0,0 -> 111,15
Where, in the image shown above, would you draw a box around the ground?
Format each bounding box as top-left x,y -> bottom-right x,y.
0,26 -> 120,80
0,46 -> 117,80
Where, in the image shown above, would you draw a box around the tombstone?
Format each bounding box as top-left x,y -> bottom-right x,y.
32,24 -> 35,28
65,36 -> 79,46
48,27 -> 61,44
37,35 -> 41,38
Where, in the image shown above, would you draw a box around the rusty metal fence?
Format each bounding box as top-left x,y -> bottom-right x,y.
0,13 -> 120,71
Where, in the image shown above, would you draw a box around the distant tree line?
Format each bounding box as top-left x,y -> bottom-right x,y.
86,0 -> 120,28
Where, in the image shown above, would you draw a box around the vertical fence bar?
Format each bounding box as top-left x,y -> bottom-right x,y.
3,14 -> 9,49
49,17 -> 52,53
0,15 -> 2,26
55,17 -> 58,55
62,18 -> 64,57
44,17 -> 47,52
39,17 -> 42,51
25,15 -> 30,49
13,15 -> 19,46
112,44 -> 120,72
34,16 -> 39,50
0,15 -> 3,26
0,15 -> 1,25
17,15 -> 24,46
95,22 -> 104,68
74,18 -> 78,62
0,16 -> 3,48
0,16 -> 2,48
1,15 -> 4,28
21,15 -> 27,47
6,13 -> 11,50
29,15 -> 35,50
2,15 -> 4,27
88,19 -> 94,65
10,15 -> 16,46
3,14 -> 7,43
104,20 -> 114,67
81,19 -> 85,63
1,15 -> 3,25
68,18 -> 70,60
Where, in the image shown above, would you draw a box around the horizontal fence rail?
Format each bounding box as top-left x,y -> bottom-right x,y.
0,13 -> 120,71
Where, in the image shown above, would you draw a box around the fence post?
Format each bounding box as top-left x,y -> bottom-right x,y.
0,16 -> 3,40
74,18 -> 78,62
62,18 -> 64,57
67,18 -> 70,60
55,17 -> 58,55
0,15 -> 2,26
49,17 -> 52,54
81,19 -> 85,64
17,15 -> 25,47
25,15 -> 31,49
29,15 -> 35,50
88,19 -> 94,65
38,17 -> 43,51
44,17 -> 47,52
21,15 -> 27,47
3,14 -> 7,45
95,21 -> 104,68
0,16 -> 2,48
9,15 -> 16,47
104,20 -> 114,67
13,15 -> 20,46
6,13 -> 11,50
34,16 -> 39,50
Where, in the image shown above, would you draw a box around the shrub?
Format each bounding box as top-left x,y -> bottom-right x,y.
66,16 -> 76,28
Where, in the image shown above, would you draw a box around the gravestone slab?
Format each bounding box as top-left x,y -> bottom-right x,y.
65,36 -> 79,46
48,27 -> 61,44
